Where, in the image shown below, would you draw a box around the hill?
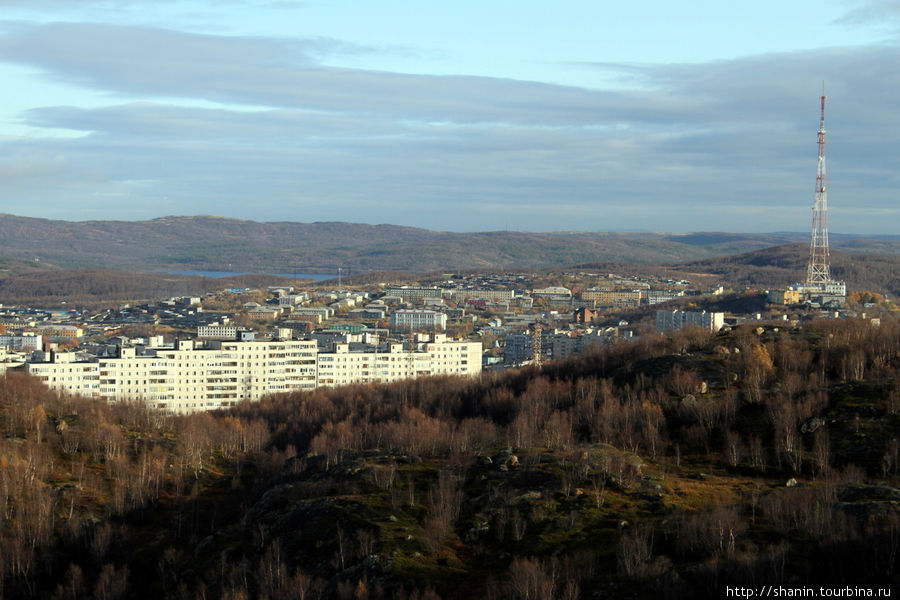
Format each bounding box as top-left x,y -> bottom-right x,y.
2,213 -> 899,273
1,316 -> 898,598
0,267 -> 304,307
672,243 -> 900,296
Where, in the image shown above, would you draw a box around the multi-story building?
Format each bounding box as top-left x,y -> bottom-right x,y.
656,310 -> 724,332
197,324 -> 239,339
449,289 -> 516,302
27,338 -> 318,413
767,289 -> 802,305
580,290 -> 643,307
316,334 -> 480,387
292,307 -> 334,323
33,324 -> 84,338
390,309 -> 447,331
245,307 -> 282,321
503,328 -> 624,365
384,286 -> 445,300
644,290 -> 684,305
0,334 -> 43,352
25,334 -> 480,413
531,287 -> 572,301
348,308 -> 386,320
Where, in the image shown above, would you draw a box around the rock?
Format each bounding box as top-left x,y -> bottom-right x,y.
515,491 -> 542,504
464,521 -> 491,542
800,417 -> 826,434
699,381 -> 708,394
837,484 -> 900,503
494,447 -> 519,470
477,455 -> 493,465
641,480 -> 663,493
786,478 -> 798,487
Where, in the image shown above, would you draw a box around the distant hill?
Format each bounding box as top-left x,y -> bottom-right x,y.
2,214 -> 898,273
672,243 -> 900,296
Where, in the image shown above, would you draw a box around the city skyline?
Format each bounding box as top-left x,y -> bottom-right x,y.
1,1 -> 899,233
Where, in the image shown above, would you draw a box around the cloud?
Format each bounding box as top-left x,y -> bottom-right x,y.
0,22 -> 679,126
834,0 -> 900,26
0,22 -> 898,232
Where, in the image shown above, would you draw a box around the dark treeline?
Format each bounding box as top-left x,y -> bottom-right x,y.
1,315 -> 899,598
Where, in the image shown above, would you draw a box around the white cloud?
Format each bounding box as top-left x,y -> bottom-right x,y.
0,21 -> 898,232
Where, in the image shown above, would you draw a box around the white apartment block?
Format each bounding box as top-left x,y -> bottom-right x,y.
384,286 -> 445,300
580,290 -> 643,307
645,290 -> 685,305
317,334 -> 480,387
0,334 -> 43,352
197,325 -> 239,339
25,335 -> 480,413
390,309 -> 447,331
27,339 -> 318,413
449,289 -> 516,302
656,310 -> 725,332
531,286 -> 572,301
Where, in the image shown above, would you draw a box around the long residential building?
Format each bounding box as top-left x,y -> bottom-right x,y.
390,309 -> 447,331
317,334 -> 481,387
580,290 -> 643,307
384,286 -> 445,300
656,310 -> 725,332
25,334 -> 480,413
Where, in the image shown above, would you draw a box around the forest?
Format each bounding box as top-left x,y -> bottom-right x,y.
0,314 -> 898,598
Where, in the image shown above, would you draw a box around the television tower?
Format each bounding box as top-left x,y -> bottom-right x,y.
806,87 -> 831,286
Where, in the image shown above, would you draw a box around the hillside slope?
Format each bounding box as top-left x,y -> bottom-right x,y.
4,213 -> 897,273
1,317 -> 898,598
673,243 -> 900,296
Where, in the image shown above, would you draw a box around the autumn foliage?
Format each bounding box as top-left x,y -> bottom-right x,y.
0,315 -> 898,598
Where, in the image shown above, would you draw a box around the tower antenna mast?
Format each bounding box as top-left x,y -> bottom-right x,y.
806,84 -> 831,286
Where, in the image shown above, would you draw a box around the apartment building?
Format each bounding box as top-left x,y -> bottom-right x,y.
197,324 -> 239,339
390,309 -> 447,331
316,334 -> 480,387
384,286 -> 445,300
25,334 -> 480,413
531,287 -> 572,301
293,307 -> 334,323
27,338 -> 318,413
645,290 -> 684,305
580,290 -> 643,307
33,324 -> 84,338
0,334 -> 43,352
656,310 -> 725,332
449,289 -> 516,302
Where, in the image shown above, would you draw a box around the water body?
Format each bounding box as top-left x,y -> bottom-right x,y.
156,270 -> 339,282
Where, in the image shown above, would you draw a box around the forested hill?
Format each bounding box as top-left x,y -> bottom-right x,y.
1,213 -> 897,273
670,243 -> 900,296
1,315 -> 898,598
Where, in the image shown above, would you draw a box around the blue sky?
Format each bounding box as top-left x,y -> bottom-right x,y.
1,1 -> 898,233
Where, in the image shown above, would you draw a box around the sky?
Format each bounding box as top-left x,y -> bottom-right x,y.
1,1 -> 898,233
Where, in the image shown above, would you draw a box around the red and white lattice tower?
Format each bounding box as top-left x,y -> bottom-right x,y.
806,89 -> 831,286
